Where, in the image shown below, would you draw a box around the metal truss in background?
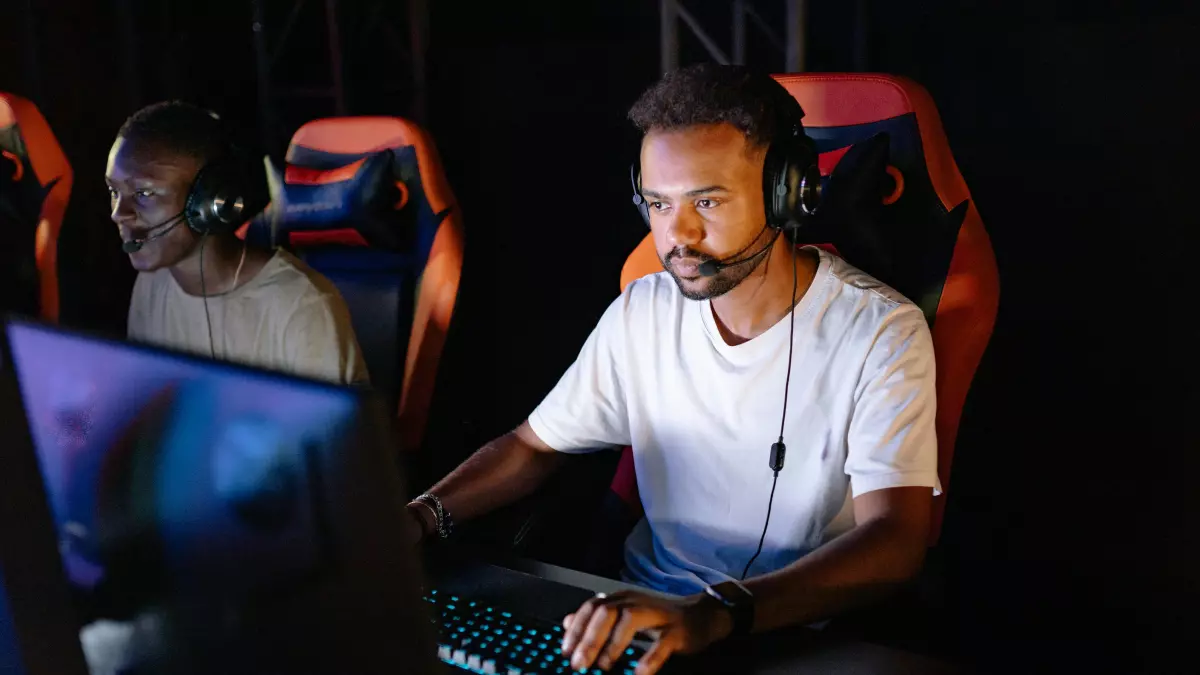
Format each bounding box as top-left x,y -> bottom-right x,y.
660,0 -> 874,75
659,0 -> 807,74
250,0 -> 430,155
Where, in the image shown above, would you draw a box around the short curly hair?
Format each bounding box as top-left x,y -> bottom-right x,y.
117,100 -> 231,165
628,63 -> 806,149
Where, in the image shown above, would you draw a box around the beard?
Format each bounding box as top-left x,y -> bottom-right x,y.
660,245 -> 770,300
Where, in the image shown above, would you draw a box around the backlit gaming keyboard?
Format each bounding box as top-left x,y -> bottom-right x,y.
424,589 -> 647,675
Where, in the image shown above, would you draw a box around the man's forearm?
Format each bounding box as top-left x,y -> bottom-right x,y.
742,518 -> 927,632
424,429 -> 566,525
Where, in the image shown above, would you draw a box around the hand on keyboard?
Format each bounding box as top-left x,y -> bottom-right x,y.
426,590 -> 648,675
560,589 -> 733,674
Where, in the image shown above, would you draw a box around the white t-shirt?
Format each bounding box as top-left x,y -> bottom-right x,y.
528,248 -> 940,596
127,249 -> 369,386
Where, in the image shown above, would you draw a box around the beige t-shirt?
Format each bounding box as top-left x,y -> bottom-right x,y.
127,249 -> 369,385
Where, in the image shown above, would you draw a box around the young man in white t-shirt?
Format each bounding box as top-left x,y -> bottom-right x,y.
403,64 -> 939,673
107,101 -> 368,385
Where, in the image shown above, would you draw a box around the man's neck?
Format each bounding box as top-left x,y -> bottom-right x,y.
169,235 -> 252,297
710,240 -> 819,346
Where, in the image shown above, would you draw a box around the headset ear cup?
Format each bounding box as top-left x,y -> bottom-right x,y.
186,155 -> 260,236
184,165 -> 214,236
761,142 -> 790,229
762,135 -> 821,227
630,162 -> 650,228
799,160 -> 822,216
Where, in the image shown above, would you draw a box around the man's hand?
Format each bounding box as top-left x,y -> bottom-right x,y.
402,503 -> 433,545
560,590 -> 733,674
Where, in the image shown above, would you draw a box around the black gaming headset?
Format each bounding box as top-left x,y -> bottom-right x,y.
183,143 -> 265,237
629,91 -> 822,231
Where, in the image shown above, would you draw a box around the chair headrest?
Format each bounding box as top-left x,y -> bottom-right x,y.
778,74 -> 977,325
247,117 -> 455,269
264,150 -> 415,253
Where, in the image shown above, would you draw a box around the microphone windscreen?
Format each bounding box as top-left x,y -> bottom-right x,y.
122,240 -> 143,254
698,260 -> 721,277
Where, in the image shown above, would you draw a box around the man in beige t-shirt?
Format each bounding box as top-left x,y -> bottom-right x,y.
108,101 -> 368,385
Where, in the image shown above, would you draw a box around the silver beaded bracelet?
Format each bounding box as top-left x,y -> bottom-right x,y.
413,493 -> 454,539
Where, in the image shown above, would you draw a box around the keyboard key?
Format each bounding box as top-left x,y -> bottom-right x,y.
437,644 -> 451,661
482,659 -> 497,674
452,648 -> 467,665
506,668 -> 521,675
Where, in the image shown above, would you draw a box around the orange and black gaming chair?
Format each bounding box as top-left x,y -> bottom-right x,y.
244,117 -> 464,452
607,73 -> 999,549
0,93 -> 72,322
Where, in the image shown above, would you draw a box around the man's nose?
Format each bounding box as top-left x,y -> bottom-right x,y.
663,209 -> 703,248
111,195 -> 136,227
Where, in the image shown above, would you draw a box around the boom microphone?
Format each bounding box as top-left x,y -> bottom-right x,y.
697,232 -> 780,277
122,212 -> 186,254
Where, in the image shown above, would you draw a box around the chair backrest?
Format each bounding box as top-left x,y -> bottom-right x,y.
0,93 -> 72,322
617,73 -> 999,544
246,116 -> 464,452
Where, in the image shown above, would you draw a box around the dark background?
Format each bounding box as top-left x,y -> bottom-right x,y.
4,0 -> 1199,672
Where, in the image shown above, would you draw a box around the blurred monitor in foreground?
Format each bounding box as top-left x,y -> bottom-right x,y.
5,317 -> 437,675
0,320 -> 88,675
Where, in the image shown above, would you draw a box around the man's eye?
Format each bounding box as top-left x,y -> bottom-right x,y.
136,189 -> 154,198
651,201 -> 668,211
697,199 -> 716,209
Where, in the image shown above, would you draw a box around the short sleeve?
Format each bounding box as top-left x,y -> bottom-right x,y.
845,303 -> 941,498
282,294 -> 370,386
527,293 -> 632,453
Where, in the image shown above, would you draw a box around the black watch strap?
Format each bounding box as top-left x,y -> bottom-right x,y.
704,580 -> 754,637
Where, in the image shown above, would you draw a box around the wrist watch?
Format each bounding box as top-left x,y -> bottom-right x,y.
703,580 -> 755,637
